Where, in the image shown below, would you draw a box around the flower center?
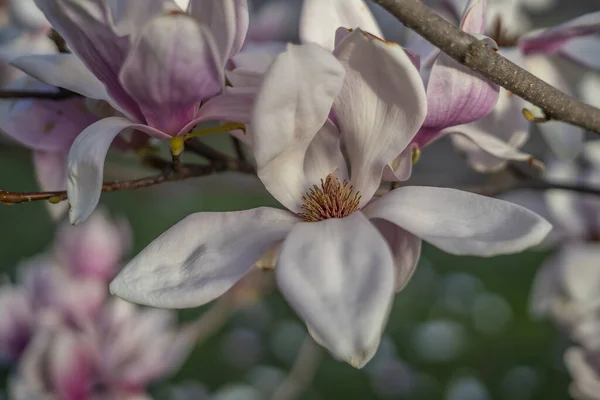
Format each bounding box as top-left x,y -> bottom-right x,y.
299,174 -> 361,222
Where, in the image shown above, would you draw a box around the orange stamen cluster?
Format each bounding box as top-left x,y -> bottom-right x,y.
299,174 -> 361,222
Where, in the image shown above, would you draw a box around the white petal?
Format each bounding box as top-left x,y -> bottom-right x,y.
276,212 -> 395,368
525,56 -> 583,159
333,30 -> 427,205
33,151 -> 69,221
363,186 -> 552,256
564,347 -> 600,400
67,117 -> 163,225
11,53 -> 108,100
110,207 -> 298,308
370,219 -> 422,292
303,120 -> 348,185
300,0 -> 383,51
252,43 -> 346,212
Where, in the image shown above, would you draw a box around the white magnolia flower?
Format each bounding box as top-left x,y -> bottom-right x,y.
111,33 -> 551,368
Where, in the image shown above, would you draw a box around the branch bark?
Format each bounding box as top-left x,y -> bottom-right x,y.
0,157 -> 255,205
371,0 -> 600,134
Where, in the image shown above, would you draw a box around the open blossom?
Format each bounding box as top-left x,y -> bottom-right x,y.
11,0 -> 252,224
110,35 -> 551,368
443,0 -> 600,165
53,208 -> 131,281
10,299 -> 197,400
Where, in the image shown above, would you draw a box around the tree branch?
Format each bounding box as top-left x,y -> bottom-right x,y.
0,157 -> 255,206
371,0 -> 600,134
0,89 -> 79,100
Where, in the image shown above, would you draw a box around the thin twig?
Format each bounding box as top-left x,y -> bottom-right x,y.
0,89 -> 78,100
271,337 -> 323,400
371,0 -> 600,134
0,157 -> 254,205
231,137 -> 247,162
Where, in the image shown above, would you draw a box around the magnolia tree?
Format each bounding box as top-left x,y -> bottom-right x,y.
0,0 -> 600,398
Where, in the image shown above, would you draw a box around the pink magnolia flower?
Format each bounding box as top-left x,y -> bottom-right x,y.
53,208 -> 131,281
443,0 -> 600,165
10,299 -> 197,400
110,36 -> 551,368
12,0 -> 252,224
565,346 -> 600,400
0,282 -> 34,363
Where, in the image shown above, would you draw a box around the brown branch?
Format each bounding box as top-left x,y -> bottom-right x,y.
0,89 -> 79,100
0,157 -> 255,205
465,165 -> 600,197
231,136 -> 247,162
371,0 -> 600,134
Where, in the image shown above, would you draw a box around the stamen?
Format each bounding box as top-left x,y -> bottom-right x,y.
298,174 -> 361,222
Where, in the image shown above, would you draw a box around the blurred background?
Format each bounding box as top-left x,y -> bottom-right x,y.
1,0 -> 599,399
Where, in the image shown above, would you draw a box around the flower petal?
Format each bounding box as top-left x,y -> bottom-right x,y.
300,0 -> 383,51
559,36 -> 600,69
33,151 -> 69,221
119,13 -> 223,135
525,55 -> 583,159
304,120 -> 348,185
67,117 -> 164,225
10,53 -> 108,100
564,347 -> 600,400
110,207 -> 298,308
50,329 -> 93,400
252,43 -> 346,212
459,0 -> 486,34
382,143 -> 417,182
424,38 -> 499,131
332,30 -> 427,205
195,86 -> 256,125
447,125 -> 538,173
33,0 -> 144,120
370,218 -> 422,292
519,11 -> 600,55
363,186 -> 552,256
187,0 -> 249,63
0,79 -> 97,152
276,212 -> 395,368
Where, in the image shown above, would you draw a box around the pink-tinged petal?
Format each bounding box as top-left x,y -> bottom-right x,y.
304,120 -> 349,185
0,80 -> 97,152
120,13 -> 223,136
448,125 -> 537,172
110,207 -> 298,308
363,186 -> 552,256
67,117 -> 165,225
188,0 -> 249,63
424,38 -> 499,131
300,0 -> 383,52
230,43 -> 283,75
10,53 -> 108,100
519,11 -> 600,56
459,0 -> 486,34
564,347 -> 600,400
252,43 -> 346,212
107,0 -> 178,37
33,0 -> 144,121
33,151 -> 68,220
525,56 -> 583,159
276,212 -> 395,368
50,330 -> 93,400
382,143 -> 417,182
195,87 -> 255,125
370,219 -> 422,292
246,0 -> 296,43
559,36 -> 600,70
332,30 -> 427,206
447,85 -> 533,172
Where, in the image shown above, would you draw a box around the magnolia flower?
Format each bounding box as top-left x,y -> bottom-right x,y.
110,36 -> 551,368
528,142 -> 600,343
10,299 -> 197,400
565,347 -> 600,400
53,208 -> 131,281
444,0 -> 600,163
12,0 -> 252,224
0,282 -> 34,363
